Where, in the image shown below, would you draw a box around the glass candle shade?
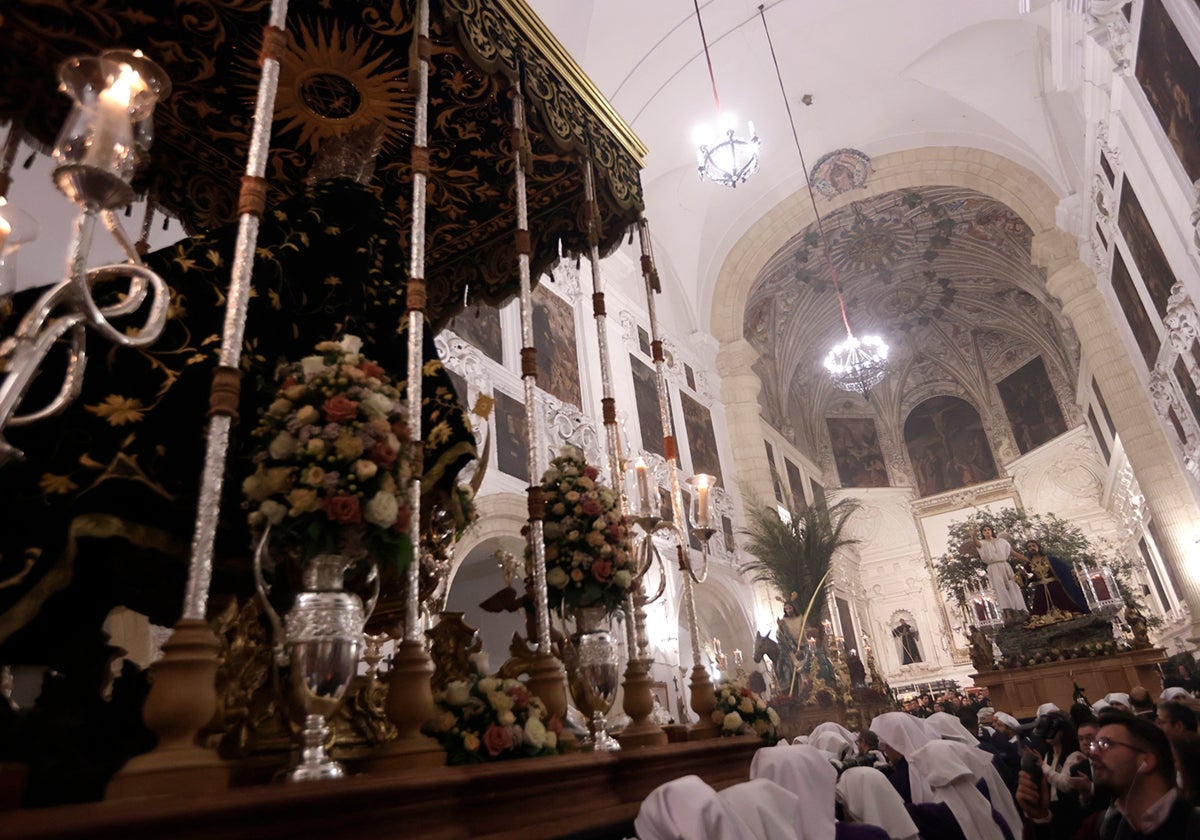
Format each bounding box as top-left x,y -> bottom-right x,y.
52,49 -> 171,209
684,473 -> 715,532
628,456 -> 657,519
0,201 -> 38,298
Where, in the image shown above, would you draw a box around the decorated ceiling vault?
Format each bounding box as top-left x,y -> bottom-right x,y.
744,186 -> 1080,493
0,0 -> 647,326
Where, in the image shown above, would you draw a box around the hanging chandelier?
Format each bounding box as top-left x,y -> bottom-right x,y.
757,6 -> 888,397
691,0 -> 759,188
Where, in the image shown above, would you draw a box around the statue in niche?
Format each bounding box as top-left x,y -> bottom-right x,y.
893,618 -> 922,664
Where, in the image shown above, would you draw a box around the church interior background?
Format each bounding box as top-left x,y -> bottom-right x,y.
2,0 -> 1200,806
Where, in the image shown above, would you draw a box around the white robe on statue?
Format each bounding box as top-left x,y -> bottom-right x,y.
978,537 -> 1026,613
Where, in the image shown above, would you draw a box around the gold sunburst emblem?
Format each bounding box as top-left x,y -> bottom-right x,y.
273,18 -> 412,152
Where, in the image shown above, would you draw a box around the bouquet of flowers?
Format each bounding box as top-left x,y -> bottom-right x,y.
713,679 -> 780,744
422,655 -> 563,764
530,444 -> 636,617
242,335 -> 413,572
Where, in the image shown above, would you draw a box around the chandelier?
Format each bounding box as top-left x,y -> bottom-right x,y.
757,6 -> 889,397
691,0 -> 759,188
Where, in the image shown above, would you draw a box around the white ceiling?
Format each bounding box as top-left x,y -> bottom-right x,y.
527,0 -> 1077,335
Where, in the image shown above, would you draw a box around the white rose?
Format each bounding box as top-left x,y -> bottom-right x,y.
723,711 -> 744,732
767,708 -> 780,727
268,431 -> 299,460
498,710 -> 516,726
306,438 -> 326,456
477,678 -> 500,694
300,355 -> 326,377
612,570 -> 632,590
259,500 -> 287,525
546,567 -> 569,589
524,716 -> 547,749
242,470 -> 266,502
363,491 -> 400,528
360,392 -> 394,420
739,698 -> 754,715
444,680 -> 471,706
469,652 -> 490,675
339,335 -> 364,355
354,459 -> 379,480
267,397 -> 293,418
545,730 -> 557,750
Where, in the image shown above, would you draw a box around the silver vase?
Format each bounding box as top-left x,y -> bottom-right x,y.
255,529 -> 379,781
566,606 -> 622,752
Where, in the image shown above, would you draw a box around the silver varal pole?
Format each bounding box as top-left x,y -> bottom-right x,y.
183,0 -> 290,622
403,0 -> 432,644
512,77 -> 551,655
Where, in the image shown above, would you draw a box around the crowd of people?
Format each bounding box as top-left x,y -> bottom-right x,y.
635,679 -> 1200,839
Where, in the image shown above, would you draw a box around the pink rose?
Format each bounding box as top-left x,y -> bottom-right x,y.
322,394 -> 359,423
391,503 -> 412,534
483,723 -> 513,756
369,442 -> 398,469
591,558 -> 613,582
359,360 -> 385,378
584,466 -> 599,480
580,497 -> 602,517
322,493 -> 362,524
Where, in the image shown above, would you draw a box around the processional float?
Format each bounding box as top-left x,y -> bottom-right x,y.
0,0 -> 730,795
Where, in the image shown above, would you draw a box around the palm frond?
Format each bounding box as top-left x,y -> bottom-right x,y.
738,496 -> 861,618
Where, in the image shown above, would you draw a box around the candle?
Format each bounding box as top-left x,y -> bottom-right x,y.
695,474 -> 710,528
733,649 -> 742,667
83,62 -> 138,173
0,212 -> 10,255
634,458 -> 653,516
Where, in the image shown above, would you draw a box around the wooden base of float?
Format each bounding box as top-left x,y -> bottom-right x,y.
5,737 -> 764,840
970,647 -> 1164,719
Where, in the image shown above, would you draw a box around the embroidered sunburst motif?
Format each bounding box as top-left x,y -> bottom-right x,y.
273,19 -> 412,153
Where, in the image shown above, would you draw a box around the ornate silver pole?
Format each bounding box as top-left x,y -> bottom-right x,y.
372,0 -> 443,771
109,0 -> 291,799
637,216 -> 717,737
510,72 -> 570,733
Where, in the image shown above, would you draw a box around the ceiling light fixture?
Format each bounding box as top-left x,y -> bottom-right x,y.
691,0 -> 759,188
757,5 -> 888,398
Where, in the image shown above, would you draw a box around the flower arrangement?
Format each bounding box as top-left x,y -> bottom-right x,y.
1000,639 -> 1119,668
530,444 -> 635,617
713,679 -> 780,744
422,655 -> 564,764
242,335 -> 413,572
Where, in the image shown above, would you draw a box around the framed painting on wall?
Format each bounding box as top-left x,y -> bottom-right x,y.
903,396 -> 998,498
631,354 -> 671,458
493,390 -> 529,480
996,356 -> 1068,454
1110,249 -> 1161,370
447,303 -> 503,363
532,285 -> 582,409
681,392 -> 724,486
1117,177 -> 1179,319
826,417 -> 889,488
785,458 -> 808,512
1136,0 -> 1200,182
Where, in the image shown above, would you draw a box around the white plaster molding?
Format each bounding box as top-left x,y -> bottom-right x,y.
1192,179 -> 1200,259
1087,1 -> 1134,74
1164,282 -> 1200,355
617,309 -> 639,345
549,258 -> 584,303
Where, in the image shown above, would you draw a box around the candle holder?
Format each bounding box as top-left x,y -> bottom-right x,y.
683,474 -> 716,583
0,49 -> 172,468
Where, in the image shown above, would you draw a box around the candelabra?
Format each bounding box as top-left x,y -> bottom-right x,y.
679,472 -> 718,738
0,49 -> 172,467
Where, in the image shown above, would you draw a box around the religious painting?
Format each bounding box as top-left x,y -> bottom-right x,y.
1137,537 -> 1171,613
532,285 -> 582,409
1111,249 -> 1161,370
447,303 -> 503,363
903,396 -> 998,498
826,417 -> 890,488
1088,406 -> 1111,463
996,357 -> 1068,454
493,390 -> 528,480
1100,153 -> 1115,185
1118,177 -> 1179,318
685,364 -> 697,391
836,596 -> 858,657
631,354 -> 671,458
1092,376 -> 1116,436
785,458 -> 807,512
1136,0 -> 1200,182
1175,357 -> 1200,429
809,148 -> 871,198
764,441 -> 784,502
681,392 -> 723,486
637,326 -> 652,357
811,481 -> 826,508
444,368 -> 469,415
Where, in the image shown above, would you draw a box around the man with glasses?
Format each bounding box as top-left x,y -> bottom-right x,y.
1017,711 -> 1200,838
1154,700 -> 1198,737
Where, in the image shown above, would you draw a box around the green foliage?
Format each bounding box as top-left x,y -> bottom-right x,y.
933,508 -> 1152,618
738,496 -> 861,622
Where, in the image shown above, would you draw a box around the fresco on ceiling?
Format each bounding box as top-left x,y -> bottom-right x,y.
1117,176 -> 1179,319
997,357 -> 1068,454
494,390 -> 528,480
903,396 -> 998,498
447,302 -> 503,363
809,148 -> 871,198
827,417 -> 890,488
631,354 -> 670,459
681,392 -> 724,487
532,285 -> 582,409
1136,0 -> 1200,182
1110,249 -> 1161,371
